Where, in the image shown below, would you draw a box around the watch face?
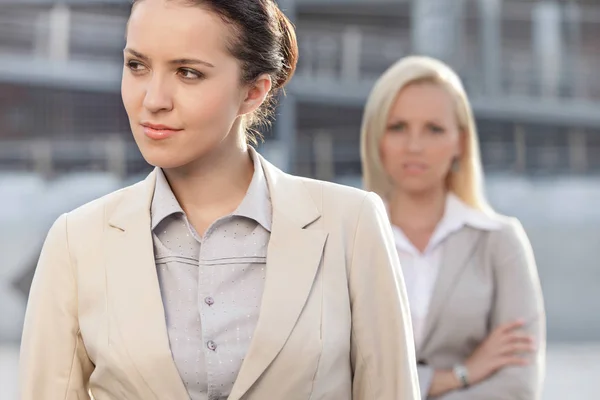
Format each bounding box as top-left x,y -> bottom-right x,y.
453,365 -> 470,388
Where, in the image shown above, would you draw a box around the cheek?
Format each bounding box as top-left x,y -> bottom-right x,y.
379,135 -> 407,174
178,79 -> 242,128
428,141 -> 460,172
121,74 -> 142,115
433,137 -> 460,161
379,135 -> 403,163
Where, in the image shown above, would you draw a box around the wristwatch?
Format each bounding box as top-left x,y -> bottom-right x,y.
453,364 -> 470,389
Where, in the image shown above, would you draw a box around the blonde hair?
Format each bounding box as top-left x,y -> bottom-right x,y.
360,55 -> 491,212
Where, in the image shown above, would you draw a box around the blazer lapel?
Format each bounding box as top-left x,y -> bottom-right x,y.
419,227 -> 483,352
106,170 -> 189,399
228,155 -> 328,400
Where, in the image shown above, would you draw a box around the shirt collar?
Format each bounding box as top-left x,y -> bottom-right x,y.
440,193 -> 501,233
151,168 -> 183,231
233,147 -> 272,231
150,147 -> 272,232
392,192 -> 501,255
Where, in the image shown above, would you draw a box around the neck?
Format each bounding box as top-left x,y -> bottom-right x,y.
162,124 -> 254,220
389,186 -> 448,233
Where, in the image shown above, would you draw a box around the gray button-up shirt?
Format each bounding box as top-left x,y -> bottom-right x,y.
151,150 -> 272,400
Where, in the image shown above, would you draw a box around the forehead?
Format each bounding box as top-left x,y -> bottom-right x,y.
127,0 -> 232,59
390,81 -> 456,118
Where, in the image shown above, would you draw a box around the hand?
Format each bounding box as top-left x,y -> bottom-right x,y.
465,319 -> 535,386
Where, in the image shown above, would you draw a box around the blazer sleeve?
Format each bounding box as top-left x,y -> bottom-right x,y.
417,365 -> 434,400
438,218 -> 546,400
349,192 -> 421,400
19,214 -> 94,400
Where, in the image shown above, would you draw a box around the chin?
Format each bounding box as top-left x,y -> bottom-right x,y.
143,154 -> 191,170
133,132 -> 217,170
396,177 -> 438,196
136,142 -> 202,170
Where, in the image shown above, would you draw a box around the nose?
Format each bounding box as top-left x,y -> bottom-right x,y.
407,131 -> 424,153
143,75 -> 173,113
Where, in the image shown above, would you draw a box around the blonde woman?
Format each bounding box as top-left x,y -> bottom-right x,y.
360,56 -> 545,400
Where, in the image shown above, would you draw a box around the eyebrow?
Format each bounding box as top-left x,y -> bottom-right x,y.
124,48 -> 215,68
387,120 -> 406,125
387,119 -> 445,126
426,120 -> 446,125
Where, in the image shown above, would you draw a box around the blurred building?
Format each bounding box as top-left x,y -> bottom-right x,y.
0,0 -> 133,176
291,0 -> 600,180
1,0 -> 599,342
1,0 -> 600,178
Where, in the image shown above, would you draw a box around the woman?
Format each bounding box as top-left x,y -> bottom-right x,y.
19,1 -> 420,399
360,56 -> 545,400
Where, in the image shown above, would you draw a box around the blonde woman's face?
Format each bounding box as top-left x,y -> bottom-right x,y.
380,81 -> 462,195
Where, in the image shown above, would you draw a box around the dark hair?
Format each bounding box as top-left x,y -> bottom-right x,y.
130,0 -> 299,143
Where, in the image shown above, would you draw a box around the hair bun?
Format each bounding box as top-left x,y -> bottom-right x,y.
273,6 -> 298,89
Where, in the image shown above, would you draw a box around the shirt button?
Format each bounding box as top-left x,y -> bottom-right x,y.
205,297 -> 215,306
207,340 -> 217,351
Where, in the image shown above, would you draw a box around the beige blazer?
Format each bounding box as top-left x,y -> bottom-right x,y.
416,219 -> 546,400
19,155 -> 420,400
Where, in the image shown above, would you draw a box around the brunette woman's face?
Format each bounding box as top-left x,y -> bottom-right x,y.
379,81 -> 462,196
122,0 -> 270,169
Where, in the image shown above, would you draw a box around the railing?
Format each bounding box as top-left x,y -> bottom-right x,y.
0,8 -> 39,56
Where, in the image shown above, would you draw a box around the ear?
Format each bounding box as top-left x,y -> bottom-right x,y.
239,74 -> 272,116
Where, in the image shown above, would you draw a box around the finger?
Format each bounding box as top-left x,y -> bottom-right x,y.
494,319 -> 526,335
505,332 -> 535,344
495,332 -> 534,346
499,355 -> 531,367
499,343 -> 536,356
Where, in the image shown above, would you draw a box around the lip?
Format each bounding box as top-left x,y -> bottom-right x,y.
402,162 -> 428,174
140,122 -> 183,140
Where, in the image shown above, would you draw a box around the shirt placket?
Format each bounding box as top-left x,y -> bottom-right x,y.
198,222 -> 226,400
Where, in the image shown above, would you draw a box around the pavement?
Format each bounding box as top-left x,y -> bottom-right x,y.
2,342 -> 599,399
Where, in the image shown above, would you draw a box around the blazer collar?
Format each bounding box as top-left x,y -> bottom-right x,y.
229,152 -> 327,400
108,170 -> 156,232
258,151 -> 320,229
418,226 -> 484,354
105,169 -> 190,399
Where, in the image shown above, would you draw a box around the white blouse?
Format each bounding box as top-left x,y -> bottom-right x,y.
391,194 -> 501,349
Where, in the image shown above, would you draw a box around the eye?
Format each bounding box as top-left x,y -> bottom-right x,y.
387,122 -> 406,132
125,60 -> 147,74
177,68 -> 204,81
428,124 -> 445,134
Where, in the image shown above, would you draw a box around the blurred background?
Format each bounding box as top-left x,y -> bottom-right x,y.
1,0 -> 599,398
